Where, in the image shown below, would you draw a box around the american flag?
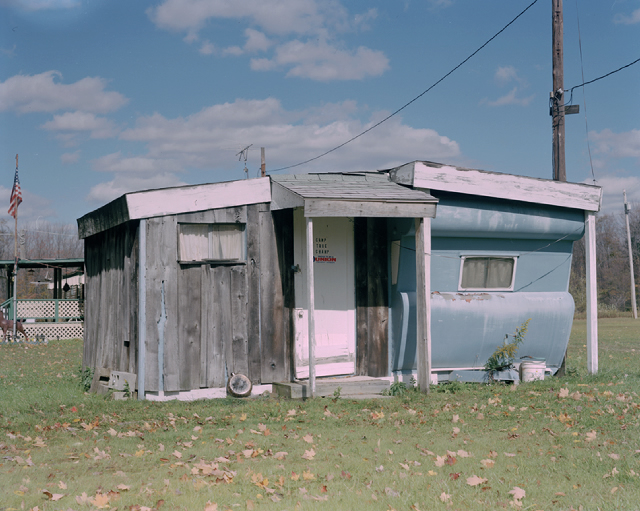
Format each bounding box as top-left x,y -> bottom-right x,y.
8,168 -> 22,219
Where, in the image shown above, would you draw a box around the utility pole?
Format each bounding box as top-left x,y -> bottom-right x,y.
624,191 -> 638,319
551,0 -> 566,182
260,147 -> 266,177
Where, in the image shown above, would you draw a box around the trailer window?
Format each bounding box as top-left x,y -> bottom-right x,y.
459,257 -> 516,291
178,223 -> 245,262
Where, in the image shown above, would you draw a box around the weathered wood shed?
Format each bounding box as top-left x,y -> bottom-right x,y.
77,173 -> 438,399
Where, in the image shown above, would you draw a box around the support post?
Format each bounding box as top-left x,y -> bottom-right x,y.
306,217 -> 316,397
415,217 -> 432,393
138,219 -> 147,399
552,0 -> 566,182
623,191 -> 637,319
585,211 -> 598,373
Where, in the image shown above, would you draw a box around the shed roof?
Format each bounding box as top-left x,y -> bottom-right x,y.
78,177 -> 271,239
388,161 -> 602,212
270,172 -> 437,218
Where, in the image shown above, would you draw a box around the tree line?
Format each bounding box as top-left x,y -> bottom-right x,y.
570,206 -> 639,314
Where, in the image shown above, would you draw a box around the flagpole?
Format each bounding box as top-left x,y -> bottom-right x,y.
12,154 -> 18,341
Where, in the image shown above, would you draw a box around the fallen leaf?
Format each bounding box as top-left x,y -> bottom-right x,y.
385,487 -> 400,497
58,481 -> 67,490
509,487 -> 526,501
440,492 -> 451,502
302,448 -> 315,461
42,490 -> 65,501
467,475 -> 487,486
558,388 -> 569,398
481,459 -> 495,468
90,492 -> 111,509
303,434 -> 313,444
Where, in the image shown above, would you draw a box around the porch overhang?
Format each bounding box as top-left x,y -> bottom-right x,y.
270,173 -> 437,218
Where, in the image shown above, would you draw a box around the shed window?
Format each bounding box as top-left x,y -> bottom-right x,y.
178,223 -> 245,262
459,257 -> 516,291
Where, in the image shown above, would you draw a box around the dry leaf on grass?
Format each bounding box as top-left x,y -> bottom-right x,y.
509,487 -> 525,501
302,448 -> 316,460
440,492 -> 451,502
42,490 -> 65,501
480,459 -> 495,468
467,475 -> 487,486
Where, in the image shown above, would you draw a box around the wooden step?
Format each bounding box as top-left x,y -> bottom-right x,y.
272,376 -> 390,399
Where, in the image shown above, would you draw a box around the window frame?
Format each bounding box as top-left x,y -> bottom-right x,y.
458,255 -> 518,292
177,222 -> 246,264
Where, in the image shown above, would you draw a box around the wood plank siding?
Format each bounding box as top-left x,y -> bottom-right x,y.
83,221 -> 139,379
355,218 -> 389,377
83,202 -> 292,392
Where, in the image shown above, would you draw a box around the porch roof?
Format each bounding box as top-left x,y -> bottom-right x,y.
270,172 -> 438,218
0,258 -> 84,271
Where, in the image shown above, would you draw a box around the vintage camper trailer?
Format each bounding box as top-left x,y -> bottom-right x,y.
386,161 -> 602,382
77,161 -> 601,399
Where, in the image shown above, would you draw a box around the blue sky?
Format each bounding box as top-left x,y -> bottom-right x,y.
0,0 -> 638,226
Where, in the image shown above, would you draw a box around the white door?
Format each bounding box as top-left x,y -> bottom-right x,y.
293,209 -> 356,379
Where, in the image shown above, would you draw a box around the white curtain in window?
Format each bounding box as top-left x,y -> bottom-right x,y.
210,225 -> 243,260
461,258 -> 487,289
179,224 -> 208,261
486,258 -> 514,288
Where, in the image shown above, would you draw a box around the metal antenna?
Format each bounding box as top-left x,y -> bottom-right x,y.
236,144 -> 252,179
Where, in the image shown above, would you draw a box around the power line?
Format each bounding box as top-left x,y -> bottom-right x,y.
568,56 -> 640,94
574,0 -> 596,184
269,0 -> 541,173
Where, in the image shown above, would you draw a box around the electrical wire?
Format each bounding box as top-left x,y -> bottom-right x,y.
567,56 -> 640,94
574,0 -> 597,184
269,0 -> 542,173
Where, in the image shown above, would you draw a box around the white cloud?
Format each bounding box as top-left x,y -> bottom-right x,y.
41,111 -> 119,138
147,0 -> 387,81
590,129 -> 640,161
147,0 -> 330,37
1,0 -> 80,11
86,97 -> 460,205
87,173 -> 187,204
60,150 -> 80,164
199,40 -> 215,55
483,66 -> 533,107
484,87 -> 535,107
252,39 -> 389,81
614,8 -> 640,24
0,71 -> 128,114
0,185 -> 56,223
222,29 -> 272,57
588,174 -> 640,215
495,66 -> 520,85
243,28 -> 272,53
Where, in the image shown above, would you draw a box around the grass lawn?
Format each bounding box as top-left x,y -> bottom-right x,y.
1,318 -> 639,511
